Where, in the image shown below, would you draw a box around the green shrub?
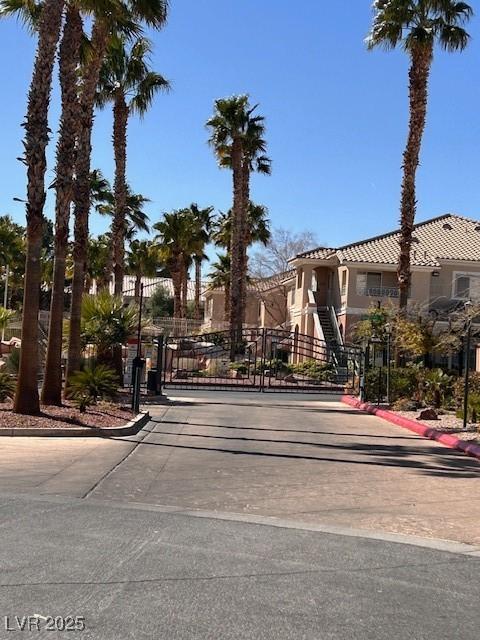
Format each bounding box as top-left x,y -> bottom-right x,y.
253,359 -> 292,375
365,367 -> 418,403
3,348 -> 20,374
453,372 -> 480,410
229,362 -> 248,375
0,372 -> 16,402
456,392 -> 480,424
68,365 -> 118,408
424,369 -> 452,409
290,359 -> 334,381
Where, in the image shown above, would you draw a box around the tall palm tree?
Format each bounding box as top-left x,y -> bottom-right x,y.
42,3 -> 84,405
186,204 -> 214,320
216,111 -> 271,321
96,34 -> 169,297
207,96 -> 270,346
66,0 -> 168,386
1,0 -> 65,414
208,253 -> 231,321
367,0 -> 472,310
126,239 -> 160,300
153,210 -> 196,319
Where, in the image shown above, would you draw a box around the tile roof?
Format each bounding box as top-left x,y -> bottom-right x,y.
91,277 -> 206,300
295,214 -> 480,267
295,247 -> 337,260
250,269 -> 296,292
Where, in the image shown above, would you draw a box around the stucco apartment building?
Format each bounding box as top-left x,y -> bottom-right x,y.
203,214 -> 480,346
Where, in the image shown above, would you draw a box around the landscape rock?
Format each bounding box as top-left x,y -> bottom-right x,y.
417,408 -> 439,421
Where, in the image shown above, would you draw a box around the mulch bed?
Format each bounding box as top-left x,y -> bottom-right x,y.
0,399 -> 134,430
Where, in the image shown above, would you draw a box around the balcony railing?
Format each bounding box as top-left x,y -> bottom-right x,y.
357,287 -> 399,298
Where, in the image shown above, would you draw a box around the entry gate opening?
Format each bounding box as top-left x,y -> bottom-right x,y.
162,328 -> 362,394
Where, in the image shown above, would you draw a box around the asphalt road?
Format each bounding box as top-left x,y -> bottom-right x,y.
1,391 -> 479,638
0,492 -> 479,640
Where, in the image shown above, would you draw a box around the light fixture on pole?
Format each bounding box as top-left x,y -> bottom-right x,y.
463,300 -> 473,431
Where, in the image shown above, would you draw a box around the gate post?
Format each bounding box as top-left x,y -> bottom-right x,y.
260,328 -> 267,392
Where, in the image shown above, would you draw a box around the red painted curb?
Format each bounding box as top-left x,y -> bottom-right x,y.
341,395 -> 480,462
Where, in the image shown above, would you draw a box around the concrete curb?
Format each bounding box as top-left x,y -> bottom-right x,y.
341,395 -> 480,462
0,410 -> 150,437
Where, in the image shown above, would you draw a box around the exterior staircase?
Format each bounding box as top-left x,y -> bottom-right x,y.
316,306 -> 338,346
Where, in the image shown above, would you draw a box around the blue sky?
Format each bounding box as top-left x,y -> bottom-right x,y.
1,0 -> 480,250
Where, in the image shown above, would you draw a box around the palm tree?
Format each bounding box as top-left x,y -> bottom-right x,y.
214,203 -> 271,254
207,96 -> 270,346
367,0 -> 472,310
42,4 -> 84,405
1,0 -> 65,414
126,239 -> 160,301
95,181 -> 151,240
153,210 -> 196,319
216,112 -> 271,321
96,34 -> 169,297
208,253 -> 231,321
66,0 -> 168,386
186,204 -> 214,320
85,234 -> 111,293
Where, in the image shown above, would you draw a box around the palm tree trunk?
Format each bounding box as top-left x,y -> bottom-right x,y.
171,263 -> 182,321
112,92 -> 129,297
66,19 -> 109,386
42,5 -> 82,406
240,161 -> 250,325
181,262 -> 188,319
134,274 -> 141,302
224,279 -> 230,323
229,138 -> 244,355
14,0 -> 64,415
398,43 -> 433,310
194,257 -> 201,320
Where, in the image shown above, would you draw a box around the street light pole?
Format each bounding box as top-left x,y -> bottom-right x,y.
463,300 -> 472,431
385,323 -> 392,406
2,264 -> 8,341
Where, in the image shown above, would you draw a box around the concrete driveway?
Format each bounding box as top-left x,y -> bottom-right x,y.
89,392 -> 480,545
2,391 -> 477,545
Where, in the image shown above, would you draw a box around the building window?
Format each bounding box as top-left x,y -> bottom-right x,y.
341,271 -> 347,296
206,298 -> 213,316
453,274 -> 480,300
290,287 -> 295,306
357,272 -> 382,294
297,268 -> 303,289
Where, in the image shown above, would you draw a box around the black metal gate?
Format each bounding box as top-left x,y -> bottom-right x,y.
162,327 -> 362,394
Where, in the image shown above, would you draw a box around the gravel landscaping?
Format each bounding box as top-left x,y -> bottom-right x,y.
0,400 -> 134,430
394,410 -> 480,444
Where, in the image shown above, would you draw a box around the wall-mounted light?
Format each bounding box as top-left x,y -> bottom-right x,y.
432,271 -> 440,277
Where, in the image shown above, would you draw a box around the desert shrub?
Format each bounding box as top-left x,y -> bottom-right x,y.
0,372 -> 16,402
453,372 -> 480,410
229,362 -> 249,375
291,359 -> 335,381
392,397 -> 418,412
424,368 -> 452,409
68,365 -> 118,410
253,359 -> 292,375
365,367 -> 418,403
456,392 -> 480,424
3,348 -> 20,374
